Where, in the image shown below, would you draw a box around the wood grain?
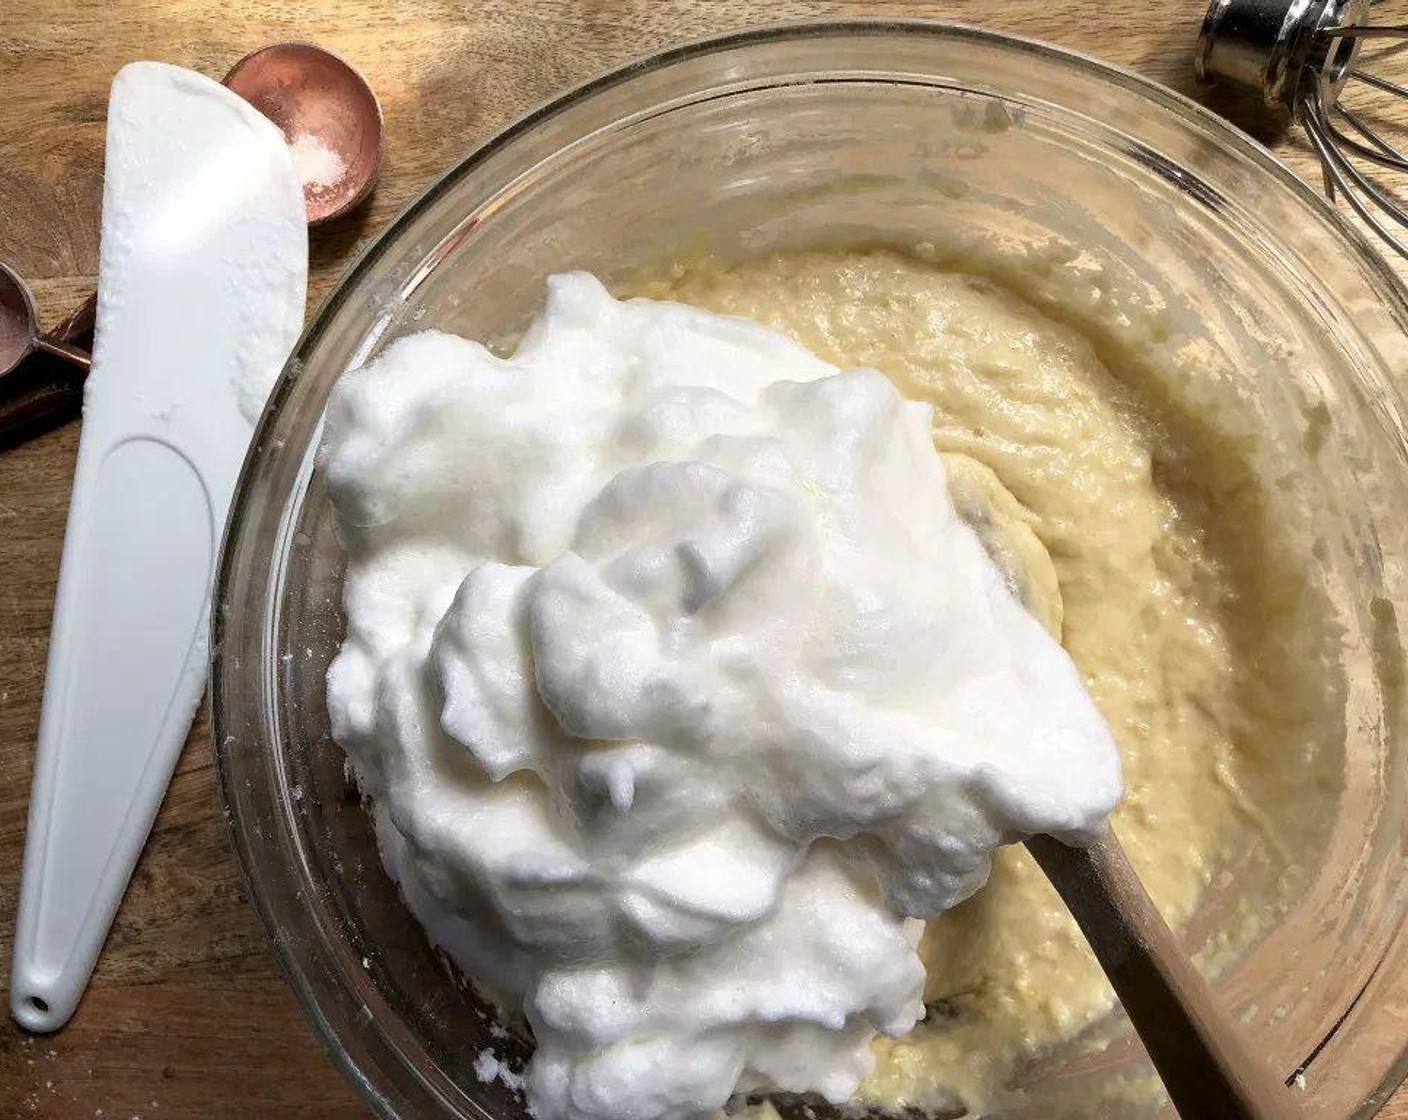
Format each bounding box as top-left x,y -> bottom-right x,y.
2,2 -> 1407,1118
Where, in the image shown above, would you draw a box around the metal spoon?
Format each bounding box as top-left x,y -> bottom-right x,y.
0,261 -> 91,380
0,263 -> 94,449
0,41 -> 383,449
225,42 -> 383,225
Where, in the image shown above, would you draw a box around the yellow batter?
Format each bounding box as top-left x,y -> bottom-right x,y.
636,248 -> 1342,1113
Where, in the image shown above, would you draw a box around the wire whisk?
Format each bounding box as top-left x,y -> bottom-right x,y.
1197,0 -> 1408,258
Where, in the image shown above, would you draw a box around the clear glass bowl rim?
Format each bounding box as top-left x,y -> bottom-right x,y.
210,18 -> 1408,1120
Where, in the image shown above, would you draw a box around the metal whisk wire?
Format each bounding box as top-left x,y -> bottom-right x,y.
1197,0 -> 1408,259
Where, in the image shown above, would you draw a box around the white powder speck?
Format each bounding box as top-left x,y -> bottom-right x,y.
1293,1072 -> 1307,1091
473,1049 -> 525,1093
289,132 -> 346,193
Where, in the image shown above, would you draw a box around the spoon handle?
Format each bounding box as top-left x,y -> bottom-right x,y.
0,294 -> 94,451
35,332 -> 93,372
1026,830 -> 1307,1120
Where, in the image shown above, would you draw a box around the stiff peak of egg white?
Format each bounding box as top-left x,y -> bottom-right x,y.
321,273 -> 1123,1120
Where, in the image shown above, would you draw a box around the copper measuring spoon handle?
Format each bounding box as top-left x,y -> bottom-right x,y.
0,294 -> 95,451
1027,829 -> 1308,1120
33,334 -> 93,371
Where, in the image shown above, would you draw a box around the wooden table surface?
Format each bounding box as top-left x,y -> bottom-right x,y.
3,2 -> 1407,1117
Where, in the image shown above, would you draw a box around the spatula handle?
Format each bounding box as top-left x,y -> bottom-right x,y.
8,60 -> 306,1035
10,430 -> 216,1032
1027,831 -> 1307,1120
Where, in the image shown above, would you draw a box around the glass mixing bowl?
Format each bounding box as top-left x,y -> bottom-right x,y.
211,21 -> 1408,1120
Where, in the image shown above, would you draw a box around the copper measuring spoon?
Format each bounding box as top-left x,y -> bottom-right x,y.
0,262 -> 91,379
0,264 -> 96,449
0,41 -> 383,449
224,41 -> 383,226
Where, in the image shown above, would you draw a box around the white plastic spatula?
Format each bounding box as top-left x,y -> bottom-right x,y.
10,61 -> 307,1032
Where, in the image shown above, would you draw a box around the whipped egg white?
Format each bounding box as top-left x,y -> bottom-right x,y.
321,273 -> 1123,1120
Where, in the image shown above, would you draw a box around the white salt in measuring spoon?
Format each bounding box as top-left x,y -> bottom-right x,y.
9,61 -> 307,1033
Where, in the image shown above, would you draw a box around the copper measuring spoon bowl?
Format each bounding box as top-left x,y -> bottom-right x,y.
0,263 -> 95,449
0,261 -> 91,381
0,42 -> 382,449
225,42 -> 384,225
